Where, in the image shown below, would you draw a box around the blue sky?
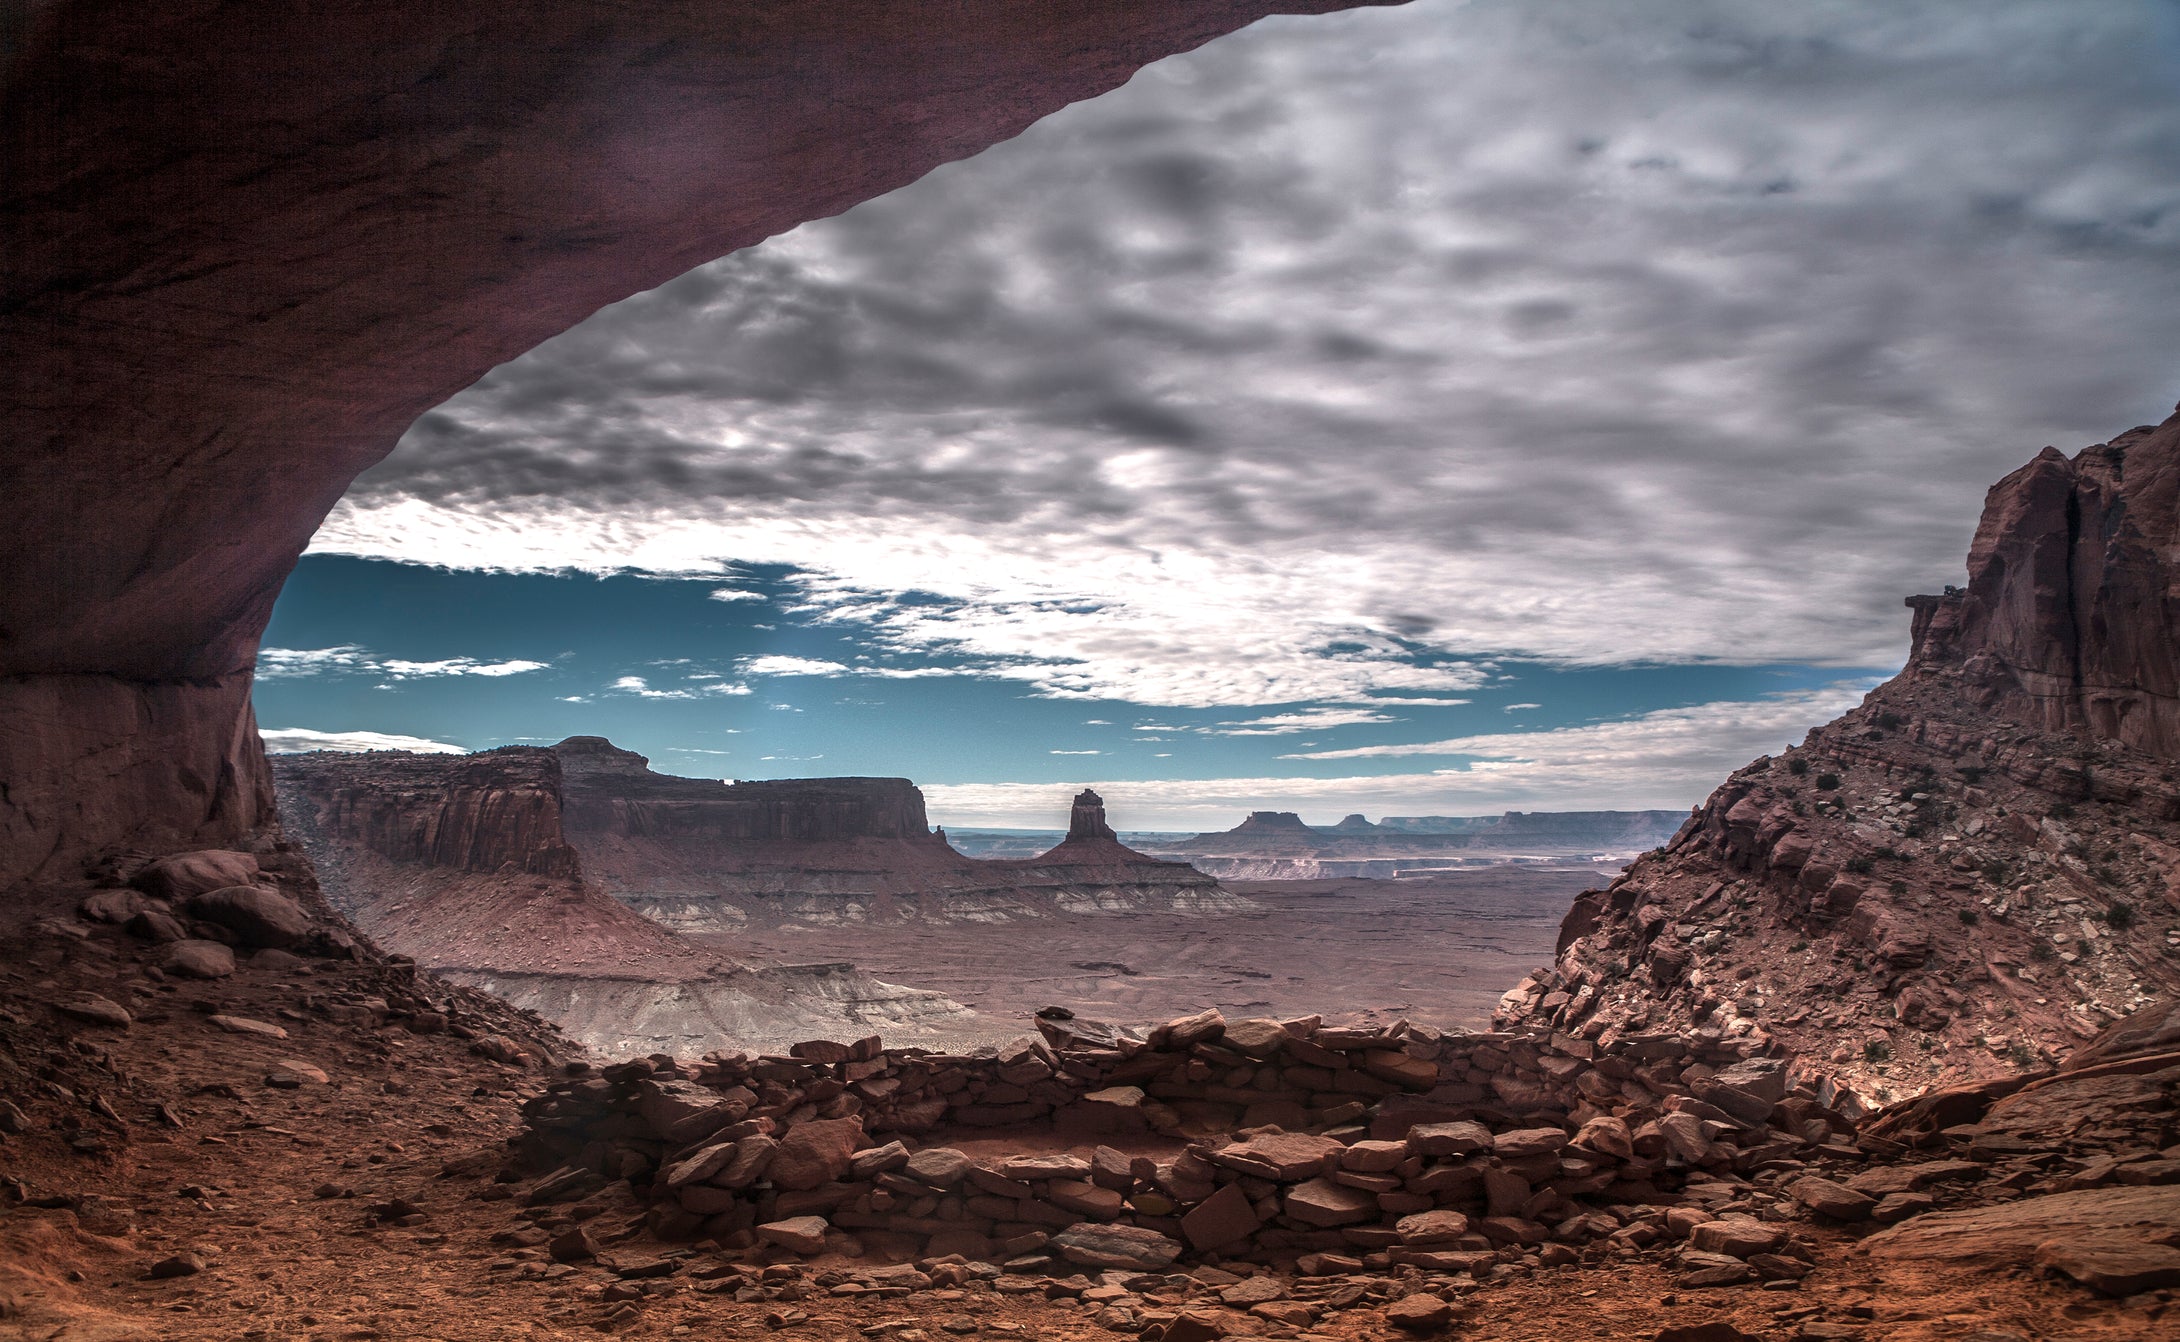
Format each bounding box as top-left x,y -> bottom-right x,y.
262,1 -> 2180,828
258,554 -> 1884,827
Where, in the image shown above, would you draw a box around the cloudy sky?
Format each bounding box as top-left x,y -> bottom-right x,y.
263,0 -> 2180,829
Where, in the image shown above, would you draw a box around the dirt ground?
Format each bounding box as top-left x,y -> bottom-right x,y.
715,869 -> 1605,1051
2,879 -> 2170,1342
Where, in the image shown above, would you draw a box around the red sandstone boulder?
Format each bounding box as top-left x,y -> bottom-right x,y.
187,885 -> 310,948
133,850 -> 259,900
766,1117 -> 863,1191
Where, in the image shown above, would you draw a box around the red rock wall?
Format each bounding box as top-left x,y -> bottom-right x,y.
0,0 -> 1378,893
1907,406 -> 2180,757
275,749 -> 580,877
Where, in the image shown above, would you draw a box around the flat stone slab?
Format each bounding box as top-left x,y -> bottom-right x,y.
1862,1184 -> 2180,1265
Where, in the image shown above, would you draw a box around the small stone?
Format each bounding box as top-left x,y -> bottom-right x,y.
126,910 -> 189,943
147,1252 -> 205,1279
905,1147 -> 975,1187
1688,1218 -> 1785,1259
208,1014 -> 288,1039
1047,1223 -> 1182,1271
1384,1292 -> 1455,1334
1180,1181 -> 1261,1252
756,1216 -> 830,1255
266,1058 -> 329,1086
162,940 -> 236,979
1870,1191 -> 1934,1223
1395,1210 -> 1471,1245
78,889 -> 145,923
1283,1177 -> 1377,1227
55,995 -> 130,1028
1787,1175 -> 1876,1221
1219,1275 -> 1285,1306
549,1226 -> 598,1262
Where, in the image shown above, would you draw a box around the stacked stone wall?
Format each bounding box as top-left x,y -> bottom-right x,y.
515,1008 -> 1863,1274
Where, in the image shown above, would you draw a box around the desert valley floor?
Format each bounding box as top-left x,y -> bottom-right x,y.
721,869 -> 1611,1051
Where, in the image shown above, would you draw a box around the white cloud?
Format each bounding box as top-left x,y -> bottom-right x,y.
610,673 -> 752,700
261,727 -> 467,755
1050,749 -> 1103,756
739,655 -> 854,677
925,683 -> 1871,828
256,646 -> 369,679
709,588 -> 765,602
311,1 -> 2180,709
1210,707 -> 1401,736
258,645 -> 547,681
1504,702 -> 1543,712
1277,684 -> 1872,763
378,657 -> 548,678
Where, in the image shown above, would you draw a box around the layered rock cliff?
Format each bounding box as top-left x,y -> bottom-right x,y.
272,748 -> 966,1056
0,0 -> 1380,895
1499,406 -> 2180,1104
553,750 -> 1243,930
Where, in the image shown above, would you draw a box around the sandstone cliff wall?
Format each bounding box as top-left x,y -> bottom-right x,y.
1499,406 -> 2180,1103
0,0 -> 1377,893
275,747 -> 580,877
1906,410 -> 2180,755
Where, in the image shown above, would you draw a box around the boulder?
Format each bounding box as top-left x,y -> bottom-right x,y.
133,850 -> 259,900
2035,1234 -> 2180,1296
188,884 -> 310,948
162,939 -> 235,978
767,1117 -> 862,1191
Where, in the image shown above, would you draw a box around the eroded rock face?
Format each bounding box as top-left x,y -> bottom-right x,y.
1498,407 -> 2180,1104
0,0 -> 1377,892
270,746 -> 969,1054
275,748 -> 580,877
1909,408 -> 2180,756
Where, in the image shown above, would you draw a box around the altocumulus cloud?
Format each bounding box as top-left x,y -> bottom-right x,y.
312,0 -> 2180,710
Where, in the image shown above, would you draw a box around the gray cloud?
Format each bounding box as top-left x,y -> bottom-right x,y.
318,0 -> 2180,703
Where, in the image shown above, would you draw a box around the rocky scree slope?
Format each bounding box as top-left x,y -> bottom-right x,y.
1499,407 -> 2180,1104
272,749 -> 966,1057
